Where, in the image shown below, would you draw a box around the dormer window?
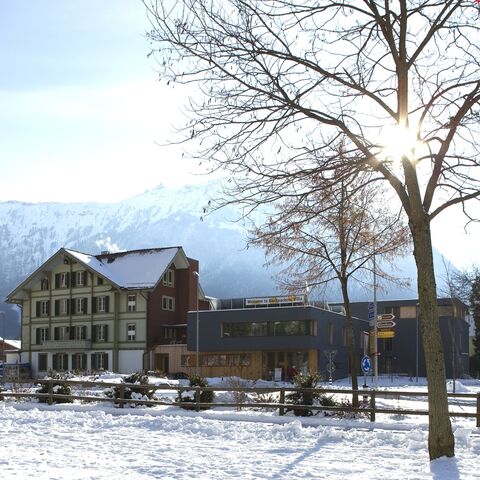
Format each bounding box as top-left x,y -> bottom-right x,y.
162,269 -> 174,287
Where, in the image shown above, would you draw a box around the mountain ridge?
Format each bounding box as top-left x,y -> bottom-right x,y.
0,180 -> 453,338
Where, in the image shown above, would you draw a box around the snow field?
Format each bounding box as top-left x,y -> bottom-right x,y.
0,401 -> 478,480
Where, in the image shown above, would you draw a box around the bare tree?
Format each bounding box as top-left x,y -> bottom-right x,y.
144,0 -> 480,459
251,173 -> 410,405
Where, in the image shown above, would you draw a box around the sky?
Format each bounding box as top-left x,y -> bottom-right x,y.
0,0 -> 200,204
0,0 -> 478,269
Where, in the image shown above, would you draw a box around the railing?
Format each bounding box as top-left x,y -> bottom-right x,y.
1,380 -> 479,426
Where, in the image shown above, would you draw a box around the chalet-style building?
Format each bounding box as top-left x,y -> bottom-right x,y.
6,247 -> 208,376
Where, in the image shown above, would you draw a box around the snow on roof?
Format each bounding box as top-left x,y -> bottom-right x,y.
66,247 -> 185,289
0,338 -> 21,349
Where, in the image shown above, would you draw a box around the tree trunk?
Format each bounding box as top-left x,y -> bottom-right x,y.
341,277 -> 359,408
410,215 -> 454,460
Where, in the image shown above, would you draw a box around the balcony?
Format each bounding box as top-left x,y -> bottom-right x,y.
42,339 -> 92,350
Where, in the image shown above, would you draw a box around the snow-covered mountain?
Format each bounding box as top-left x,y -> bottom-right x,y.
0,180 -> 452,338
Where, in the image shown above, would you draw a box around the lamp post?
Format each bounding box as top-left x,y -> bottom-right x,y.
193,271 -> 200,377
0,311 -> 5,376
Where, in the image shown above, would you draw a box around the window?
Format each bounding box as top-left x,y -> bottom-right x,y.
438,305 -> 454,317
72,353 -> 87,370
127,324 -> 136,341
36,327 -> 49,344
54,326 -> 70,341
94,324 -> 108,342
55,298 -> 70,316
39,300 -> 49,317
199,354 -> 251,367
38,353 -> 48,371
399,306 -> 417,318
97,276 -> 104,286
222,320 -> 312,338
342,326 -> 348,347
60,299 -> 69,315
162,295 -> 175,311
52,353 -> 68,371
162,269 -> 174,287
75,298 -> 87,314
127,295 -> 136,312
40,278 -> 49,291
92,352 -> 108,371
97,296 -> 106,312
59,272 -> 69,288
328,322 -> 334,346
74,325 -> 86,340
181,355 -> 191,367
75,271 -> 86,286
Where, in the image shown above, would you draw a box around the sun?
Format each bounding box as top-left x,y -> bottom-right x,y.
379,124 -> 422,166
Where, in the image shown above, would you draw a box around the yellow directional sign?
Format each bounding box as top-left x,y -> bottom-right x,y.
377,330 -> 395,339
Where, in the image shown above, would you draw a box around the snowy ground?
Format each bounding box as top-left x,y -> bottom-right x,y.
0,376 -> 478,479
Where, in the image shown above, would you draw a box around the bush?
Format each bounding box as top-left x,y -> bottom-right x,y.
286,372 -> 324,416
224,377 -> 255,410
36,376 -> 73,404
177,375 -> 214,410
104,372 -> 156,407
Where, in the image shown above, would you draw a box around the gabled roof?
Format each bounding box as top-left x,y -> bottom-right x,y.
6,246 -> 191,302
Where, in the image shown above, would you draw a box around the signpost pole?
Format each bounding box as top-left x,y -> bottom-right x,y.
373,251 -> 378,386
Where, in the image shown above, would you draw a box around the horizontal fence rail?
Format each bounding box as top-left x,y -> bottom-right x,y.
0,379 -> 479,427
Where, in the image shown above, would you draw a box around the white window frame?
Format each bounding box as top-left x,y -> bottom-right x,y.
74,325 -> 86,340
39,327 -> 49,343
60,298 -> 69,315
56,353 -> 68,371
76,271 -> 86,286
59,272 -> 69,288
94,353 -> 107,370
40,300 -> 49,316
162,295 -> 175,311
96,324 -> 107,342
76,298 -> 85,314
40,278 -> 49,291
127,295 -> 136,312
127,323 -> 136,341
162,269 -> 174,287
59,326 -> 70,341
97,296 -> 106,313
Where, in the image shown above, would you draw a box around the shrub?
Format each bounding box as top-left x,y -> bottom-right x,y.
224,377 -> 255,410
104,372 -> 156,407
177,375 -> 214,410
36,376 -> 73,404
286,372 -> 324,416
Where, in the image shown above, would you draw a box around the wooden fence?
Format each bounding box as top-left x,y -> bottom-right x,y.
1,379 -> 479,427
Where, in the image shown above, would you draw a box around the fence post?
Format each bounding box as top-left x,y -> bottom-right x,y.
47,380 -> 53,405
279,389 -> 285,416
370,390 -> 376,422
119,384 -> 125,409
195,387 -> 201,412
477,393 -> 480,428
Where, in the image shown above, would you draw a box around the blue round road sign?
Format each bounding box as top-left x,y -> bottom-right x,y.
361,355 -> 371,374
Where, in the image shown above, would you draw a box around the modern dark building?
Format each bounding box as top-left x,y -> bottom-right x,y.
181,296 -> 470,381
184,295 -> 368,381
331,298 -> 470,379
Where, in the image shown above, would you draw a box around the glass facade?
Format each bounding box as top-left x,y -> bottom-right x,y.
222,320 -> 312,337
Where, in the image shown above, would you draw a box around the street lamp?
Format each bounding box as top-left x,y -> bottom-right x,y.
193,271 -> 200,377
0,311 -> 5,375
